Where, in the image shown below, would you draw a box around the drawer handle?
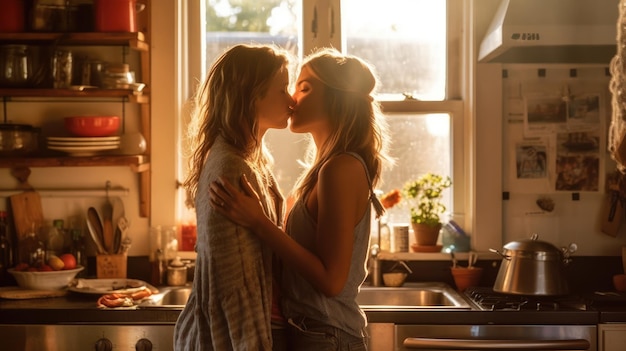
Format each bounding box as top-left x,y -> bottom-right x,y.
403,337 -> 590,350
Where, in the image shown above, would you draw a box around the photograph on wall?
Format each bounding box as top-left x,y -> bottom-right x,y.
515,143 -> 548,179
567,93 -> 600,125
524,95 -> 568,136
555,130 -> 600,191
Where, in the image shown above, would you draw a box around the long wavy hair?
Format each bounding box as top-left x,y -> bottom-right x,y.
184,44 -> 291,207
293,48 -> 391,201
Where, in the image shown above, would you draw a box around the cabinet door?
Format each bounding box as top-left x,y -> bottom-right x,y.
599,324 -> 626,351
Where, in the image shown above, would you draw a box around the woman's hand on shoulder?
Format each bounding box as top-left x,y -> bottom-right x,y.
209,175 -> 267,229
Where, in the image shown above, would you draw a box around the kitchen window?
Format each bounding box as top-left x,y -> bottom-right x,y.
180,0 -> 469,228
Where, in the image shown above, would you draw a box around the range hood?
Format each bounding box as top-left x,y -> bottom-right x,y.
478,0 -> 618,64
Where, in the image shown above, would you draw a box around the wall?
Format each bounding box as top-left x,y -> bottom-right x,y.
473,1 -> 626,256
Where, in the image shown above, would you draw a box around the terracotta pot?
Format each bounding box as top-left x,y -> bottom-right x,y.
451,267 -> 483,292
411,222 -> 441,246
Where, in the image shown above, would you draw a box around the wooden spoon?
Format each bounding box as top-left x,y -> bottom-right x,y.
87,207 -> 106,255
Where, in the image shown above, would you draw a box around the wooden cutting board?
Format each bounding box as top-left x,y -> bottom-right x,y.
0,287 -> 67,299
9,191 -> 44,240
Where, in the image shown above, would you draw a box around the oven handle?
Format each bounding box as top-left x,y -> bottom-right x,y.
403,337 -> 591,350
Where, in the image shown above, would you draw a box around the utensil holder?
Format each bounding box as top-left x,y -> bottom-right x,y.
451,267 -> 483,292
96,254 -> 127,278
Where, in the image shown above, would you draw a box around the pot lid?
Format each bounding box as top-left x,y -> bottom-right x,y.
0,124 -> 36,131
503,235 -> 562,260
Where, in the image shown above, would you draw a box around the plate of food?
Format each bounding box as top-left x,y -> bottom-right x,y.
68,278 -> 157,295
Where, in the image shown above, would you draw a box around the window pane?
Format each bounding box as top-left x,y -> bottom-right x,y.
205,0 -> 299,66
381,113 -> 452,223
342,0 -> 446,100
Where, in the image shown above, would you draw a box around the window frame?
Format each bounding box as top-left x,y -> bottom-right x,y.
170,0 -> 479,255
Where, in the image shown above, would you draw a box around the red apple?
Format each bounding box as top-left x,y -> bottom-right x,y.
39,264 -> 53,272
59,253 -> 77,270
14,263 -> 29,271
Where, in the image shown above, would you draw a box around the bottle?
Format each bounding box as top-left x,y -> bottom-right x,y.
378,215 -> 391,252
0,210 -> 14,285
70,229 -> 87,277
46,219 -> 65,259
18,223 -> 45,268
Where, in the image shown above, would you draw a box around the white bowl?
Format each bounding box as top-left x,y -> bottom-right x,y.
383,272 -> 407,287
8,266 -> 84,290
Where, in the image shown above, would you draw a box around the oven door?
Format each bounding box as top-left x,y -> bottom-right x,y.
396,325 -> 596,351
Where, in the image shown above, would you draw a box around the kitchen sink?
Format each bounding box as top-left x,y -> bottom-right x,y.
357,282 -> 472,310
140,282 -> 471,310
139,286 -> 192,308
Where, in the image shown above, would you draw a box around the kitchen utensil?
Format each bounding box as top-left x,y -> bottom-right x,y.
86,207 -> 106,255
490,233 -> 576,296
111,197 -> 124,254
94,0 -> 144,32
468,251 -> 478,268
9,191 -> 44,241
166,256 -> 187,286
118,132 -> 147,155
64,116 -> 120,137
451,266 -> 483,292
0,45 -> 31,88
8,266 -> 84,290
0,124 -> 40,156
382,272 -> 407,287
118,216 -> 131,254
51,49 -> 72,89
102,186 -> 114,254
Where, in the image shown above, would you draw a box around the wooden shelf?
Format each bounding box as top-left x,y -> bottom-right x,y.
0,32 -> 148,51
0,155 -> 149,172
0,30 -> 152,218
0,89 -> 148,103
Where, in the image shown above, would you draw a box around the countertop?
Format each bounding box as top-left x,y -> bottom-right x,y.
1,289 -> 625,326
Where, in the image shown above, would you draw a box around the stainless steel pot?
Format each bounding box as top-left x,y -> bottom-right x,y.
490,234 -> 577,296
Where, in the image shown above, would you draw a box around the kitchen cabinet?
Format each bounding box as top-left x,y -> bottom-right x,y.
599,324 -> 626,351
0,31 -> 151,217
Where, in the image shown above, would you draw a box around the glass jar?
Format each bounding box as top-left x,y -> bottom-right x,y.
0,45 -> 31,88
51,49 -> 72,88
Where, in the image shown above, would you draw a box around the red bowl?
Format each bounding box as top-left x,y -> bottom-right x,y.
64,116 -> 120,137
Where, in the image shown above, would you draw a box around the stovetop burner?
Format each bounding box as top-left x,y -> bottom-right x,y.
465,287 -> 589,311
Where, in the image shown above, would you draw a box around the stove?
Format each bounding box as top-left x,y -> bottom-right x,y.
465,286 -> 590,311
396,287 -> 597,350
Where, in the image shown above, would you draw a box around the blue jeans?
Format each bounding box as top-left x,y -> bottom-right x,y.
286,316 -> 368,351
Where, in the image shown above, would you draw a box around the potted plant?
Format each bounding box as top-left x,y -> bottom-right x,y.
403,173 -> 452,246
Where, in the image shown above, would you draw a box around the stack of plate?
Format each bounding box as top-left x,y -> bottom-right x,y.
47,136 -> 120,156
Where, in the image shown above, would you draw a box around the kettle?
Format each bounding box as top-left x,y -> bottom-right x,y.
490,234 -> 577,296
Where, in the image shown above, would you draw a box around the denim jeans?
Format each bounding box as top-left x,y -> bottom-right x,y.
286,316 -> 368,351
272,327 -> 289,351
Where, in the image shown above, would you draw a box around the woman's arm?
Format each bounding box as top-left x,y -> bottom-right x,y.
210,155 -> 369,296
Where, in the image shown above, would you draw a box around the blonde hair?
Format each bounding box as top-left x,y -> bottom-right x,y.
184,44 -> 291,207
293,48 -> 391,199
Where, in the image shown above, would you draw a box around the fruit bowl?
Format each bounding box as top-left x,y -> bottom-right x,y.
64,116 -> 120,137
8,266 -> 84,290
